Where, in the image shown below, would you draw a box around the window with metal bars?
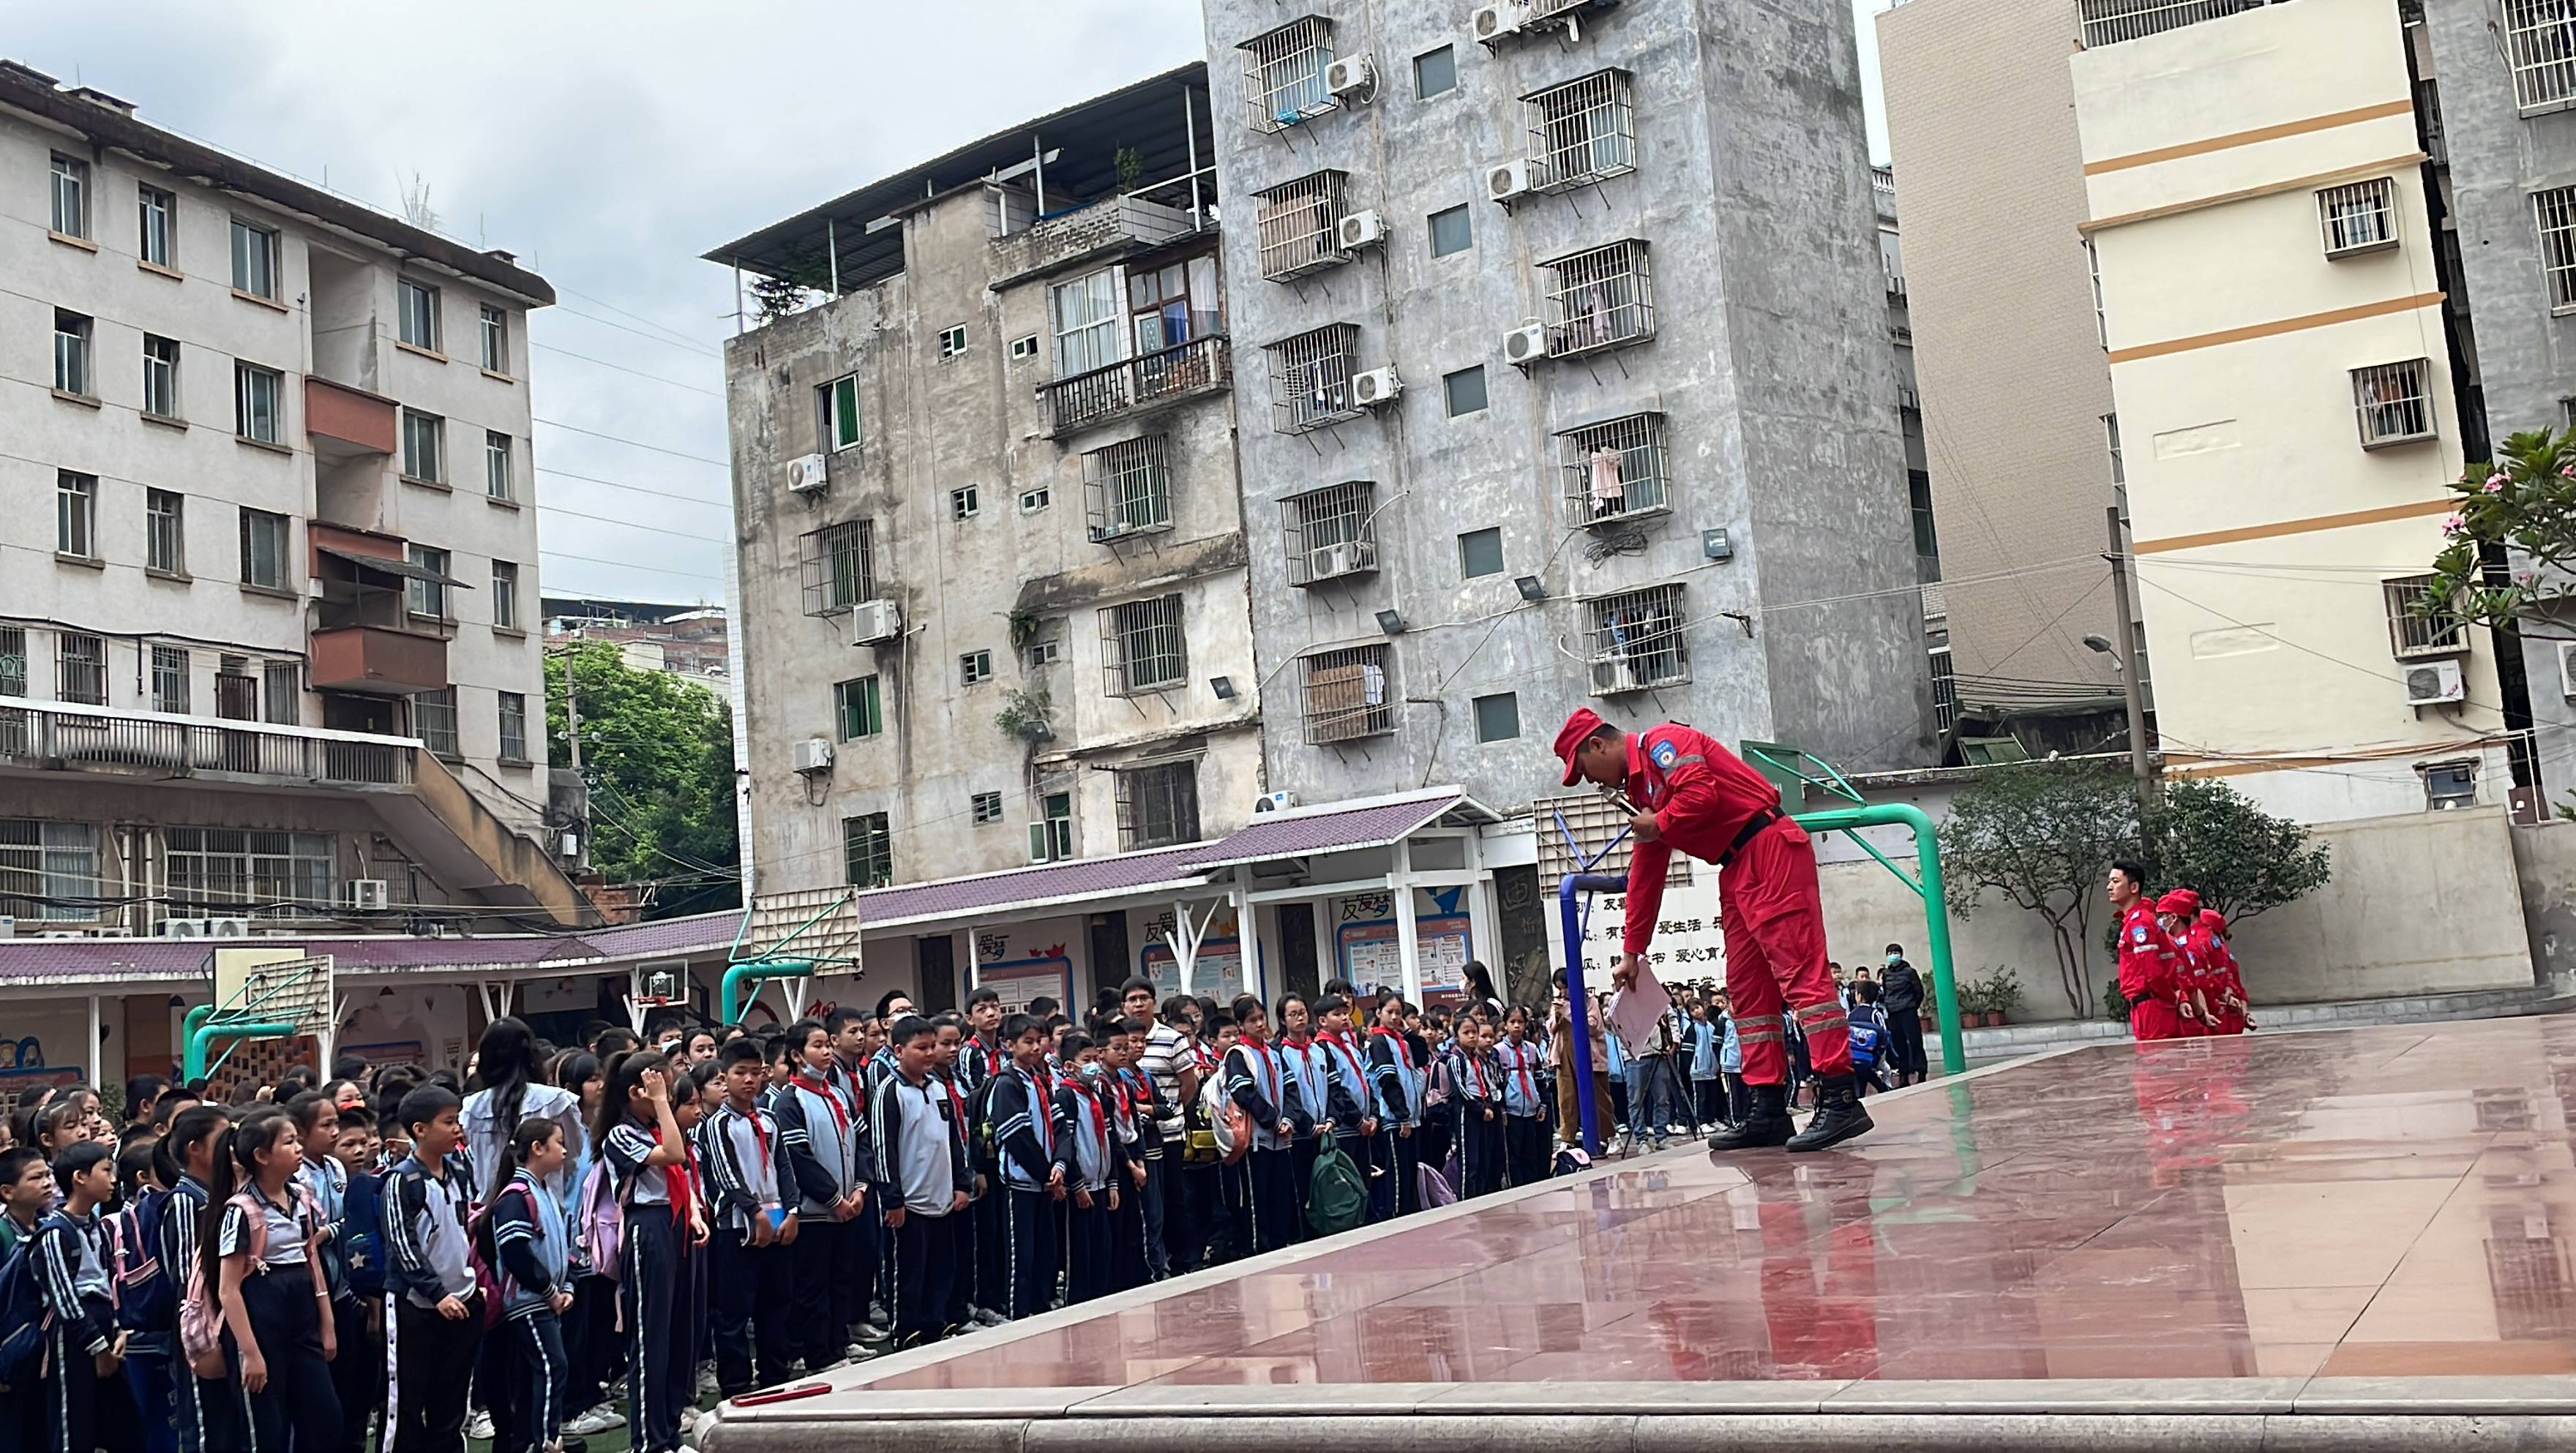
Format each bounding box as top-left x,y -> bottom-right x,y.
2351,360 -> 2434,448
413,687 -> 460,757
1283,481 -> 1379,585
1584,584 -> 1688,694
2506,0 -> 2576,113
58,633 -> 106,706
844,812 -> 894,887
2383,576 -> 2467,659
1100,594 -> 1188,696
498,692 -> 529,763
165,827 -> 335,915
1115,761 -> 1201,849
0,629 -> 24,698
1543,239 -> 1655,356
151,645 -> 190,716
1254,171 -> 1350,282
1242,17 -> 1336,133
146,490 -> 185,576
2539,186 -> 2576,311
800,519 -> 877,615
217,658 -> 258,722
1083,436 -> 1174,541
1302,645 -> 1394,744
1523,71 -> 1636,192
0,819 -> 100,921
1930,647 -> 1959,735
1268,323 -> 1361,433
1559,413 -> 1671,525
2316,179 -> 2396,258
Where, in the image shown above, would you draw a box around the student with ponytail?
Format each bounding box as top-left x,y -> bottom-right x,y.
597,1051 -> 691,1453
481,1116 -> 577,1453
205,1105 -> 343,1453
157,1105 -> 236,1453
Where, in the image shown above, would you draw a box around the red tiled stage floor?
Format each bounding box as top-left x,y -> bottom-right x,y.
703,1021 -> 2576,1449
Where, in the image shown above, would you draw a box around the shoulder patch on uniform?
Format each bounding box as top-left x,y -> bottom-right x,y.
2131,926 -> 2149,943
1650,740 -> 1680,769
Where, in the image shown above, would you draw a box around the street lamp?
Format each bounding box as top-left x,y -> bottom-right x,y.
2085,627 -> 2154,813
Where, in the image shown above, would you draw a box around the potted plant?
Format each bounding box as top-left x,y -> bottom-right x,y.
1981,970 -> 2025,1027
1954,980 -> 1991,1026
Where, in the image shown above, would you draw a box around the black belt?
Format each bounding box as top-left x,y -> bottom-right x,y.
1717,807 -> 1783,868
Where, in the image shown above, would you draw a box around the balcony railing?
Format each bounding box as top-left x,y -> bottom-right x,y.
1038,334 -> 1231,438
0,699 -> 416,787
2078,0 -> 2280,47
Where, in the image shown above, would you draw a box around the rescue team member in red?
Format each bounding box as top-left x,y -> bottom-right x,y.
2198,908 -> 2254,1034
2108,860 -> 2196,1041
1554,707 -> 1872,1152
2157,890 -> 2218,1036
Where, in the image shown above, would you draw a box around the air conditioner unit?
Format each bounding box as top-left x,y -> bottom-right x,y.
1474,1 -> 1529,41
1313,543 -> 1360,579
2404,658 -> 2465,707
1352,367 -> 1402,408
1487,159 -> 1537,204
345,879 -> 389,912
792,737 -> 834,775
1254,790 -> 1298,814
2558,639 -> 2576,699
785,453 -> 830,494
1325,54 -> 1377,99
1502,322 -> 1549,367
1337,210 -> 1388,249
851,598 -> 903,645
160,917 -> 252,939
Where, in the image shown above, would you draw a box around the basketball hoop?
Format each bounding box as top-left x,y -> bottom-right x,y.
626,962 -> 689,1037
724,888 -> 862,1023
183,948 -> 336,1081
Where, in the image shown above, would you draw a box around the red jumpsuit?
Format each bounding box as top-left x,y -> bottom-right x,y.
1620,724 -> 1851,1086
2116,900 -> 2189,1042
2193,920 -> 2247,1035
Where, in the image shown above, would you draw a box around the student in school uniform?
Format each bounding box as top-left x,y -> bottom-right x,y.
1449,1014 -> 1508,1198
1685,999 -> 1726,1133
209,1108 -> 342,1453
1272,994 -> 1328,1239
771,1018 -> 866,1373
1049,1030 -> 1127,1304
1308,994 -> 1381,1201
32,1141 -> 139,1453
386,1086 -> 482,1453
1221,996 -> 1306,1255
925,1014 -> 981,1332
1494,1006 -> 1550,1187
153,1105 -> 235,1453
484,1117 -> 578,1453
985,1014 -> 1063,1319
869,1015 -> 975,1346
1364,995 -> 1423,1221
1141,996 -> 1210,1273
285,1089 -> 373,1453
595,1054 -> 692,1453
697,1039 -> 793,1397
1097,1022 -> 1150,1291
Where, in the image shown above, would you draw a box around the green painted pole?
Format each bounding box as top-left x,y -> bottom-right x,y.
184,1019 -> 298,1081
720,958 -> 815,1024
1791,802 -> 1965,1075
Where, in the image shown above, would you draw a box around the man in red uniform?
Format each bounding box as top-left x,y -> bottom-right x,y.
2109,860 -> 2195,1041
2157,890 -> 2217,1036
1554,708 -> 1870,1152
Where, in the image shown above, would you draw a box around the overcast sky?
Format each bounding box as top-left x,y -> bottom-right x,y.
18,0 -> 1890,607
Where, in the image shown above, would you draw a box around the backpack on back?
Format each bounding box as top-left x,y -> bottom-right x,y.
573,1159 -> 624,1283
339,1169 -> 388,1299
1303,1142 -> 1367,1236
1197,1073 -> 1250,1166
967,1072 -> 1006,1176
110,1189 -> 176,1332
0,1235 -> 50,1385
179,1190 -> 276,1378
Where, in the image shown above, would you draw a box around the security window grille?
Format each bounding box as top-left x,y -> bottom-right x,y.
1560,413 -> 1672,525
480,305 -> 508,371
1255,171 -> 1350,282
230,218 -> 278,299
2539,187 -> 2576,311
1302,645 -> 1394,744
217,658 -> 258,721
1544,239 -> 1655,356
0,819 -> 100,922
2506,0 -> 2576,112
1101,594 -> 1188,696
1930,647 -> 1958,735
1474,691 -> 1521,743
1268,323 -> 1362,432
263,662 -> 299,724
164,827 -> 335,915
58,634 -> 107,705
57,472 -> 97,559
962,650 -> 995,686
413,688 -> 460,756
1116,762 -> 1201,849
835,675 -> 883,740
1524,70 -> 1636,192
151,645 -> 190,715
972,791 -> 1005,826
239,508 -> 288,590
49,154 -> 88,237
844,813 -> 894,887
498,692 -> 529,762
1586,584 -> 1688,694
2384,575 -> 2468,658
408,545 -> 451,620
1284,481 -> 1379,585
143,335 -> 180,419
54,310 -> 91,397
492,560 -> 519,630
800,520 -> 877,615
2318,179 -> 2397,257
2352,360 -> 2434,447
486,432 -> 514,500
147,489 -> 185,575
1243,16 -> 1336,133
0,629 -> 24,697
820,374 -> 861,451
1084,436 -> 1174,541
402,410 -> 445,483
234,362 -> 282,443
951,484 -> 981,520
398,279 -> 441,350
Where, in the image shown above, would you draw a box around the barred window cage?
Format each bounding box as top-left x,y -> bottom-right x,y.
1243,17 -> 1337,133
2506,0 -> 2576,113
1268,323 -> 1363,433
1544,239 -> 1655,356
1523,70 -> 1636,193
799,519 -> 877,615
1930,647 -> 1960,736
1302,645 -> 1394,744
1255,170 -> 1350,282
2351,360 -> 2434,448
56,633 -> 106,706
1115,760 -> 1202,849
165,827 -> 335,916
2317,179 -> 2397,258
2539,186 -> 2576,310
2079,0 -> 2271,48
1559,413 -> 1672,526
412,688 -> 460,759
1100,593 -> 1188,696
843,812 -> 894,888
1084,436 -> 1174,542
1585,584 -> 1688,695
1283,480 -> 1380,585
2383,575 -> 2468,659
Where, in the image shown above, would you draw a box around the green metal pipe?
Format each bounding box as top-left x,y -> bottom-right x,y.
1791,801 -> 1965,1075
720,958 -> 815,1024
184,1019 -> 298,1081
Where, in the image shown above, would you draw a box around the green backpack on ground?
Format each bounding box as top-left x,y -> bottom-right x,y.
1305,1141 -> 1368,1236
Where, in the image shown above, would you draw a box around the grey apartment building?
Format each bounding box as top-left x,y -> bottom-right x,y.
1202,0 -> 1933,814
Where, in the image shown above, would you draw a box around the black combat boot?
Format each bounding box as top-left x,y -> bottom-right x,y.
1704,1083 -> 1792,1152
1786,1073 -> 1873,1152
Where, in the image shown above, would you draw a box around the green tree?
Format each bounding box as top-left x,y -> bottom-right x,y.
2424,424 -> 2576,638
545,642 -> 740,920
2139,777 -> 2329,924
1937,761 -> 2138,1017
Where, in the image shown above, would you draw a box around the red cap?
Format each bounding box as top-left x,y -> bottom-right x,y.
2156,889 -> 2200,916
1554,707 -> 1609,786
2198,908 -> 2226,931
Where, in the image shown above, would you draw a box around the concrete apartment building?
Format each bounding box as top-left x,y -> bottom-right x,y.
711,67 -> 1268,906
0,62 -> 588,933
1199,0 -> 1931,816
1877,164 -> 1951,734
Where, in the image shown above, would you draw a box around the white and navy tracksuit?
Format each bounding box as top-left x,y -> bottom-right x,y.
1366,1030 -> 1426,1220
601,1120 -> 689,1453
697,1097 -> 793,1393
385,1153 -> 479,1453
1223,1039 -> 1308,1255
867,1068 -> 974,1343
774,1071 -> 863,1367
986,1064 -> 1058,1319
217,1184 -> 342,1453
1495,1035 -> 1550,1187
158,1173 -> 233,1453
489,1168 -> 573,1453
30,1202 -> 129,1453
1050,1070 -> 1128,1305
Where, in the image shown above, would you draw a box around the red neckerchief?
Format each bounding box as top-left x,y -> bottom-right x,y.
790,1072 -> 850,1140
975,1040 -> 1000,1080
1370,1026 -> 1415,1071
732,1100 -> 773,1182
648,1123 -> 697,1217
1319,1029 -> 1367,1086
1014,1063 -> 1055,1154
1501,1037 -> 1537,1103
1189,1040 -> 1216,1075
1462,1048 -> 1491,1099
1073,1076 -> 1108,1149
938,1070 -> 967,1125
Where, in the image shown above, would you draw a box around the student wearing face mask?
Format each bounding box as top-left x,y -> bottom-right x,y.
1877,945 -> 1927,1088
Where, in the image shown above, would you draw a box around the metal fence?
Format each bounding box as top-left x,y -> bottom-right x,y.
1040,333 -> 1230,437
0,701 -> 415,786
2078,0 -> 2275,48
1560,412 -> 1673,525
